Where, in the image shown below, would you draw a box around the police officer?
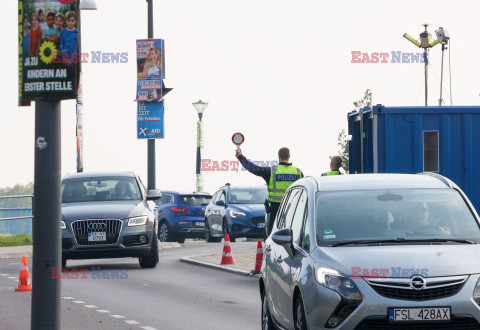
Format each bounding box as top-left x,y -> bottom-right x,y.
322,155 -> 344,176
235,147 -> 303,236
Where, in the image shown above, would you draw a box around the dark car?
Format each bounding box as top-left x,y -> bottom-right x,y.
155,191 -> 212,243
61,172 -> 161,268
205,184 -> 267,242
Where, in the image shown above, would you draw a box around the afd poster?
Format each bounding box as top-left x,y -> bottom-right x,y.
136,39 -> 163,101
137,101 -> 164,139
18,0 -> 79,106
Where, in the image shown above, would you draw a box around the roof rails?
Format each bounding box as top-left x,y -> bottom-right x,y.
417,172 -> 453,188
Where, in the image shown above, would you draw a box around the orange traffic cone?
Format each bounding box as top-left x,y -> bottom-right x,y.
251,240 -> 263,274
15,255 -> 32,292
220,234 -> 234,265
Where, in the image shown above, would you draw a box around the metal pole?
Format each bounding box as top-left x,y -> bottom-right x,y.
31,100 -> 61,330
439,44 -> 445,106
147,0 -> 155,190
424,50 -> 428,106
196,114 -> 202,192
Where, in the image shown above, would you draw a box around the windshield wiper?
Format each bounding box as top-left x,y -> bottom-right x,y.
330,238 -> 476,247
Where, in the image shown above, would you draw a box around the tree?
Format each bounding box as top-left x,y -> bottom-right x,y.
0,183 -> 34,208
336,89 -> 373,173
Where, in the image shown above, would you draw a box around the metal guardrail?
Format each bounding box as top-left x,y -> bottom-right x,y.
0,195 -> 33,221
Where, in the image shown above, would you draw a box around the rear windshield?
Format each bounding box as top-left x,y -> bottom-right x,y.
315,189 -> 480,245
228,188 -> 268,204
62,177 -> 142,203
180,195 -> 212,206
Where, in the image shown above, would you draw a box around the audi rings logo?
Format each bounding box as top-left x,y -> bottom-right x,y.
88,223 -> 106,230
409,275 -> 426,290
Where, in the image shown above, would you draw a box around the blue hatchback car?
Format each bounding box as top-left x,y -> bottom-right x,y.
156,191 -> 212,243
205,184 -> 268,242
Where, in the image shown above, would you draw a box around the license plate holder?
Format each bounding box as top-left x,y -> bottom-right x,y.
388,307 -> 451,322
196,222 -> 205,227
257,223 -> 265,228
88,232 -> 106,242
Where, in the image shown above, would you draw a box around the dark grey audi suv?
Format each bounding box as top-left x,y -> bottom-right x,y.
61,172 -> 161,268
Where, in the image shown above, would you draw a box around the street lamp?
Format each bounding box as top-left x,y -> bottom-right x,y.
192,100 -> 208,192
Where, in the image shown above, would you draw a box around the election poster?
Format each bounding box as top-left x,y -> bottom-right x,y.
18,0 -> 80,106
76,103 -> 84,172
137,101 -> 164,139
136,39 -> 164,101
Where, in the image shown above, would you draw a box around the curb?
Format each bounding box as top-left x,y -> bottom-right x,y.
0,241 -> 181,260
180,255 -> 257,277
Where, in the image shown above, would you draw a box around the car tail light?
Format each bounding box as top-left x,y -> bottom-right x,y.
171,207 -> 189,213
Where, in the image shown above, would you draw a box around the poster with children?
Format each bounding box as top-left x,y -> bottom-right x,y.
136,39 -> 164,102
18,0 -> 79,106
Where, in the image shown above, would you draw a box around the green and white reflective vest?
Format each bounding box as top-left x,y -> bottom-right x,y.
321,170 -> 343,176
268,165 -> 302,203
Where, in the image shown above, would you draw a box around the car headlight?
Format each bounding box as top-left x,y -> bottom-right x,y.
473,278 -> 480,305
316,267 -> 363,328
61,221 -> 66,229
229,210 -> 246,218
127,216 -> 149,226
316,267 -> 362,301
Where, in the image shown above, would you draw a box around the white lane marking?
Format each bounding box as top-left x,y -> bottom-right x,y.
140,327 -> 158,330
0,274 -> 9,276
96,310 -> 110,314
84,305 -> 98,309
73,301 -> 86,304
124,320 -> 140,325
110,315 -> 126,319
62,296 -> 74,300
8,277 -> 16,279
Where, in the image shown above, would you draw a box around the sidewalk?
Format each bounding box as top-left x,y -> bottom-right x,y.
0,242 -> 181,259
181,251 -> 258,276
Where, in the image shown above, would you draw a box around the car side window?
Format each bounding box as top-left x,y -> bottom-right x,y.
157,193 -> 174,206
290,190 -> 307,246
211,191 -> 220,203
281,189 -> 302,229
219,191 -> 226,204
301,206 -> 311,252
276,191 -> 291,230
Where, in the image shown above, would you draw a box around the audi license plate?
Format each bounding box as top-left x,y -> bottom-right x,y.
388,307 -> 450,322
257,223 -> 265,228
196,222 -> 205,227
88,232 -> 106,242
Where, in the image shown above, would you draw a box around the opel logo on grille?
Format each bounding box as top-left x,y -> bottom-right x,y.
410,275 -> 426,290
88,223 -> 106,230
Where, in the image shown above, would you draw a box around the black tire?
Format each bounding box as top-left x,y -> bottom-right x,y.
176,236 -> 185,244
62,257 -> 67,268
262,290 -> 276,330
139,232 -> 159,269
223,219 -> 236,242
158,221 -> 171,242
294,294 -> 307,330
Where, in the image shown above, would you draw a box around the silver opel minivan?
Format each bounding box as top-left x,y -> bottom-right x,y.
260,173 -> 480,329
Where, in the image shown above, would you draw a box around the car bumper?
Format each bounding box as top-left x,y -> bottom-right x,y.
304,275 -> 480,329
62,224 -> 154,260
171,219 -> 206,238
230,217 -> 266,238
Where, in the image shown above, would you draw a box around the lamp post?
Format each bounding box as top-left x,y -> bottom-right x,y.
31,1 -> 96,329
192,100 -> 208,192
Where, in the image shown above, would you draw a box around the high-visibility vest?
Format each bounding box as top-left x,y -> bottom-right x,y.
321,170 -> 343,176
268,165 -> 302,203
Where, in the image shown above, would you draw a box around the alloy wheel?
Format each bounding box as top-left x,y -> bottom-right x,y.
158,222 -> 169,242
294,296 -> 307,330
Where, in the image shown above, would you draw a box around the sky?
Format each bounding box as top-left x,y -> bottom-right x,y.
1,0 -> 480,195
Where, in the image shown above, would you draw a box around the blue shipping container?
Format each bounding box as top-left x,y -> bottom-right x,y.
348,105 -> 480,211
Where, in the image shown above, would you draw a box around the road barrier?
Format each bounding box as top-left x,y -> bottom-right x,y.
0,195 -> 33,236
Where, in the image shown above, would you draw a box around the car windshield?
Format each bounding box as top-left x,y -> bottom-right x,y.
180,195 -> 212,206
315,189 -> 480,246
62,177 -> 142,203
228,188 -> 268,204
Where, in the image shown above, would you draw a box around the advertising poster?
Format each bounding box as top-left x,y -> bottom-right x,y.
136,39 -> 163,101
76,103 -> 84,172
18,0 -> 80,106
137,101 -> 164,139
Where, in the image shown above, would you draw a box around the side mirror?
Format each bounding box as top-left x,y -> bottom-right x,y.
272,228 -> 295,259
147,189 -> 162,201
215,200 -> 226,207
